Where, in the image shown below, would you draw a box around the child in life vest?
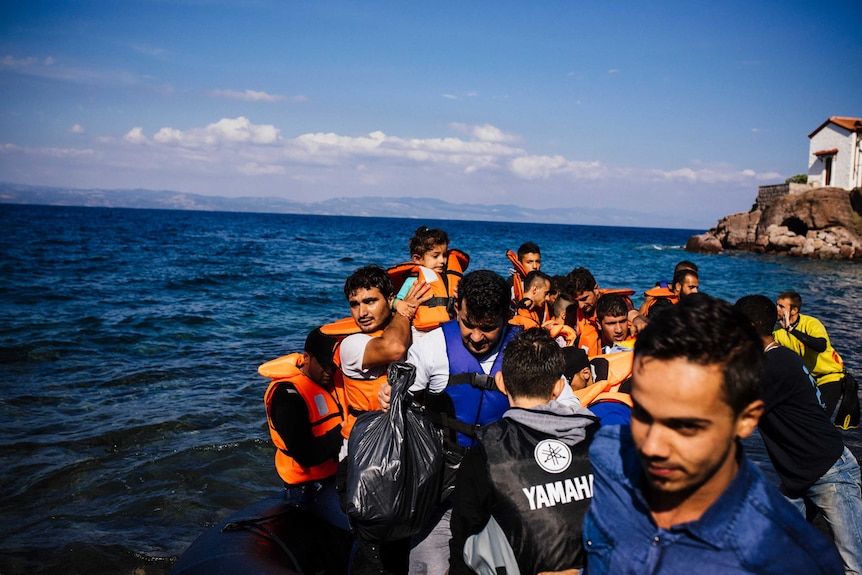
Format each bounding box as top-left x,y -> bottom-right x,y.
393,226 -> 462,337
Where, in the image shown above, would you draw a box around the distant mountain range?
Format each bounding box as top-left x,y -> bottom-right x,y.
0,182 -> 690,229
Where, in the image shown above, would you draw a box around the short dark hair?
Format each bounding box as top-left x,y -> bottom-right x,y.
343,264 -> 394,299
634,294 -> 762,415
567,267 -> 597,294
524,270 -> 551,292
501,328 -> 565,399
554,293 -> 575,319
672,268 -> 698,289
549,274 -> 567,297
563,303 -> 580,328
734,294 -> 777,337
457,270 -> 509,324
674,260 -> 698,275
409,226 -> 449,257
596,294 -> 629,322
517,242 -> 541,259
778,291 -> 802,310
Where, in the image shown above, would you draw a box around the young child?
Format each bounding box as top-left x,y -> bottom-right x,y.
393,226 -> 467,335
448,328 -> 599,575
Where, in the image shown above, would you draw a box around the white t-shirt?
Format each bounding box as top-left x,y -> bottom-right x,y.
338,332 -> 387,380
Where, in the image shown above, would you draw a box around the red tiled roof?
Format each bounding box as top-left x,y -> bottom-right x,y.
808,116 -> 862,138
813,148 -> 838,156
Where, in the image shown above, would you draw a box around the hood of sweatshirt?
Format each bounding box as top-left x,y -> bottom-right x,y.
503,400 -> 599,446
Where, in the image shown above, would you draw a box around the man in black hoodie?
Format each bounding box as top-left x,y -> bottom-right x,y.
736,295 -> 862,574
448,328 -> 599,575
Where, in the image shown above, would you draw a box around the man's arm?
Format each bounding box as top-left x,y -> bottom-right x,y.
269,385 -> 342,467
361,280 -> 432,368
779,316 -> 828,354
785,328 -> 828,353
627,309 -> 648,336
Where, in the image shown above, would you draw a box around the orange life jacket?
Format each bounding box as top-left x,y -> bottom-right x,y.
506,249 -> 530,302
599,287 -> 636,310
577,315 -> 601,357
574,351 -> 634,405
261,353 -> 343,486
387,249 -> 469,332
542,320 -> 578,347
509,305 -> 542,330
639,285 -> 679,316
320,316 -> 362,339
333,331 -> 387,439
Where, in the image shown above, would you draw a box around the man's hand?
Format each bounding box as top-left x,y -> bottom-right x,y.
378,382 -> 392,412
779,308 -> 793,331
628,309 -> 648,336
394,279 -> 433,320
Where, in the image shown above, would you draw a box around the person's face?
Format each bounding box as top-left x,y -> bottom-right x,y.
413,243 -> 448,274
600,314 -> 629,344
303,352 -> 334,387
574,289 -> 599,317
570,367 -> 593,391
520,252 -> 541,272
529,280 -> 551,310
776,298 -> 799,324
630,356 -> 761,509
348,287 -> 393,333
456,300 -> 504,356
675,275 -> 699,298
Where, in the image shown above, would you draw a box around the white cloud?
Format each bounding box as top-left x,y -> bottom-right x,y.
1,116 -> 784,228
123,127 -> 147,144
1,55 -> 39,68
442,94 -> 458,100
211,89 -> 285,102
239,162 -> 285,175
132,117 -> 280,148
449,123 -> 519,143
650,165 -> 781,184
510,155 -> 605,179
69,124 -> 85,134
2,54 -> 142,85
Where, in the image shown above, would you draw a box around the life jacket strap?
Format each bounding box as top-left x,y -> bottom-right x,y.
429,411 -> 479,442
448,372 -> 498,391
421,296 -> 451,309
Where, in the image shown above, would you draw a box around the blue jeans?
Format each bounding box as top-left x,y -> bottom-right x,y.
285,478 -> 351,532
786,446 -> 862,575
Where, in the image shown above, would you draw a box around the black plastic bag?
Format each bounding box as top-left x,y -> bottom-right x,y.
345,362 -> 444,542
834,371 -> 860,430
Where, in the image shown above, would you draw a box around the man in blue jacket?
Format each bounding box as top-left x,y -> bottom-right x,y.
583,295 -> 842,574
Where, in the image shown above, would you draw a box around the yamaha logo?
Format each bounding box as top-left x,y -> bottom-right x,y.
534,439 -> 572,473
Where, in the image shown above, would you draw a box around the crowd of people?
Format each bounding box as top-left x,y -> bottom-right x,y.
260,226 -> 861,575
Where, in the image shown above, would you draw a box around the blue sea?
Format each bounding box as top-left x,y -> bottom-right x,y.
1,204 -> 860,574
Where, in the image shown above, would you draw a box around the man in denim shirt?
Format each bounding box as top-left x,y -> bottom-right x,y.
583,295 -> 842,575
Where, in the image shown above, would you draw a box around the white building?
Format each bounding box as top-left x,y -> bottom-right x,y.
807,116 -> 862,190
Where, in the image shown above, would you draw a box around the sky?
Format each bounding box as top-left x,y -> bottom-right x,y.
1,0 -> 860,229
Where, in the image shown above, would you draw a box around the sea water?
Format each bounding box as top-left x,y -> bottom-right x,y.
1,204 -> 860,574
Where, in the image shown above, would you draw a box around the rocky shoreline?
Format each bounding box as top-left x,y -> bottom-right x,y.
686,186 -> 862,260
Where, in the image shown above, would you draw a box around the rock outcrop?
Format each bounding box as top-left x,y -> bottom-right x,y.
687,187 -> 862,260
